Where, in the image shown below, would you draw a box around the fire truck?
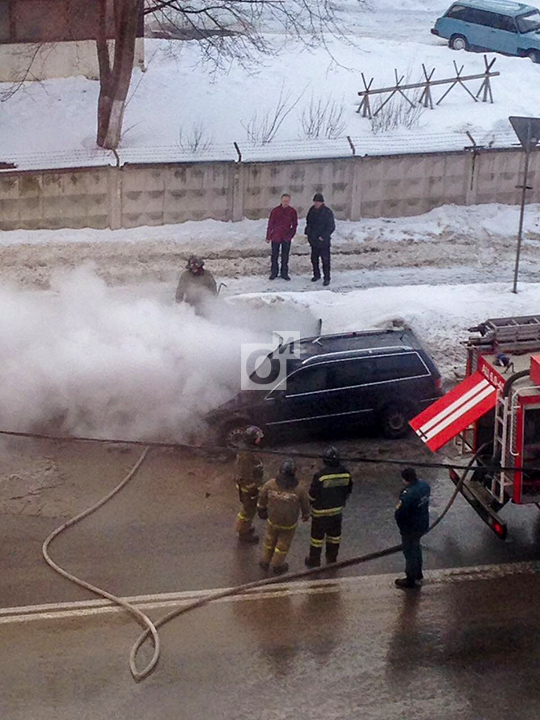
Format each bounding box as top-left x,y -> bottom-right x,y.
410,315 -> 540,540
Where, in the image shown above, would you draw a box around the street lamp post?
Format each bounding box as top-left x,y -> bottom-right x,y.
509,116 -> 540,294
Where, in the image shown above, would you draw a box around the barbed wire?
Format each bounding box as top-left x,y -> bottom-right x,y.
0,130 -> 520,172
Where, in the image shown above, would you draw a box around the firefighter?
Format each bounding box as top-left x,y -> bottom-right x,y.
394,467 -> 431,589
257,459 -> 310,574
175,255 -> 217,315
234,426 -> 265,544
305,446 -> 353,568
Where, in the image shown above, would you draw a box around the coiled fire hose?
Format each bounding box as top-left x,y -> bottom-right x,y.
41,444 -> 481,682
42,447 -> 160,682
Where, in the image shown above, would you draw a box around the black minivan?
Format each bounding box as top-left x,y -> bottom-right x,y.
207,327 -> 443,446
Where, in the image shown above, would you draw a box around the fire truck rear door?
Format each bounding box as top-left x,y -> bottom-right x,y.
410,371 -> 497,452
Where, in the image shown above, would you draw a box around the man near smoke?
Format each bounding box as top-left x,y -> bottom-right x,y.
175,255 -> 217,315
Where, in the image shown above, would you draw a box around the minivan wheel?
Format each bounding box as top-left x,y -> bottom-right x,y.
527,50 -> 540,64
380,405 -> 413,439
449,35 -> 469,51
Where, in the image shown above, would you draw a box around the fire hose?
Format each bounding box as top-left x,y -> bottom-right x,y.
41,443 -> 484,683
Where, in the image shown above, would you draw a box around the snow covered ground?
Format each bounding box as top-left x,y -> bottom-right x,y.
1,0 -> 540,165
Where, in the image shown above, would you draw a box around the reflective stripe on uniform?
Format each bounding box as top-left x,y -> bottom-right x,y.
310,538 -> 324,548
311,507 -> 343,517
238,483 -> 257,492
319,473 -> 350,488
326,535 -> 341,544
237,512 -> 248,521
268,519 -> 297,531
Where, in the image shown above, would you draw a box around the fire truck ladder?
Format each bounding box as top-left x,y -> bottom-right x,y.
491,389 -> 519,504
469,315 -> 540,354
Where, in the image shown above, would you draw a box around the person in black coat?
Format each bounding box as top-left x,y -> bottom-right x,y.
394,467 -> 431,589
304,192 -> 335,286
305,447 -> 353,567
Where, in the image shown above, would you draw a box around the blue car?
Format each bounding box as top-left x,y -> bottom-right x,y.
432,0 -> 540,63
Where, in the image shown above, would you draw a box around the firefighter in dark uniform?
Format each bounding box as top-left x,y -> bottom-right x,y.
234,426 -> 264,543
257,459 -> 310,574
394,467 -> 430,589
305,447 -> 353,568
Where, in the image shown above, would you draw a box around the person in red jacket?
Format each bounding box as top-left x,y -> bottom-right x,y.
266,193 -> 298,281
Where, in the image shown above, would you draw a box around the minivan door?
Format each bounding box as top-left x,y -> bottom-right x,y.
324,357 -> 377,431
263,365 -> 329,436
482,12 -> 519,54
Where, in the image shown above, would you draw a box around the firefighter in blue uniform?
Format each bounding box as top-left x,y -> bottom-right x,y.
394,467 -> 430,589
305,447 -> 353,567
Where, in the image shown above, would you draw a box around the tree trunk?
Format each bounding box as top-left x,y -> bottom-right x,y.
96,0 -> 141,149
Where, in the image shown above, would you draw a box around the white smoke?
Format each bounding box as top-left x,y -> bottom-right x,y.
0,267 -> 316,442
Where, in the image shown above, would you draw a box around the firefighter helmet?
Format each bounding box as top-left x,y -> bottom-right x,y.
243,426 -> 264,445
280,458 -> 297,476
186,255 -> 205,270
277,459 -> 298,488
323,446 -> 339,465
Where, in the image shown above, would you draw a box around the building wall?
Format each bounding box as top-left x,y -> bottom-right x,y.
0,37 -> 145,81
0,147 -> 538,231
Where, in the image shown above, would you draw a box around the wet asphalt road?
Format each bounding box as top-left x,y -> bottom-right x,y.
3,436 -> 540,719
2,566 -> 540,720
2,434 -> 540,610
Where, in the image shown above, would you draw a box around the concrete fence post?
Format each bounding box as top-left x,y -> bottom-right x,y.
109,165 -> 122,229
465,149 -> 479,206
231,161 -> 244,222
349,156 -> 363,221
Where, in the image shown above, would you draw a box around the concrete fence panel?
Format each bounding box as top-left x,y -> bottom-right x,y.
0,168 -> 110,231
0,147 -> 539,232
241,158 -> 354,221
356,152 -> 470,218
120,162 -> 235,228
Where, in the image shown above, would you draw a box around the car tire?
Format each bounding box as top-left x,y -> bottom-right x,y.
449,35 -> 469,52
527,50 -> 540,64
220,420 -> 260,450
380,404 -> 414,439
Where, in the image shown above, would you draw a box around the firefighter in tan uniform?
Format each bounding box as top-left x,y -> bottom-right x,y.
257,459 -> 310,575
234,426 -> 265,543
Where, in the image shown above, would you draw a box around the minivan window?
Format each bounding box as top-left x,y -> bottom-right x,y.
446,4 -> 471,21
467,9 -> 500,27
284,366 -> 327,396
491,14 -> 517,32
517,10 -> 540,33
373,353 -> 427,382
327,358 -> 375,389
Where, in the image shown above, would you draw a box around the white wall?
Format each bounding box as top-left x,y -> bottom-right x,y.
0,38 -> 145,82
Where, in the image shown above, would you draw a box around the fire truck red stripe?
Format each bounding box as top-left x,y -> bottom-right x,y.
410,371 -> 498,452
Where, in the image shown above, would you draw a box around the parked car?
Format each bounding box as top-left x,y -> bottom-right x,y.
432,0 -> 540,63
207,327 -> 443,447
